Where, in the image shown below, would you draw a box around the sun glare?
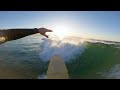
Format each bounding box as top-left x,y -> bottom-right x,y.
50,23 -> 73,39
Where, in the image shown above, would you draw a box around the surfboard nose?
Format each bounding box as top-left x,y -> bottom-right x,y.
47,54 -> 69,79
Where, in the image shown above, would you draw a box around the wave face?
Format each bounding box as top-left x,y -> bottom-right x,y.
38,35 -> 120,79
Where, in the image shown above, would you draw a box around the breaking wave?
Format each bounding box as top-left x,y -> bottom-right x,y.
39,35 -> 86,61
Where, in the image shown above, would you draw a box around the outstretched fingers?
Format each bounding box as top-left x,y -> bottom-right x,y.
44,34 -> 49,38
47,30 -> 53,32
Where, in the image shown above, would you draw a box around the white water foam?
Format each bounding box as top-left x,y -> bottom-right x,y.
39,35 -> 86,62
38,74 -> 47,79
102,64 -> 120,79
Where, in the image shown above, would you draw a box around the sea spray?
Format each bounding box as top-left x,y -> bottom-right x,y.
39,35 -> 86,62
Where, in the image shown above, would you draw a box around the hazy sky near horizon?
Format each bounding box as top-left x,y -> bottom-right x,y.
0,11 -> 120,41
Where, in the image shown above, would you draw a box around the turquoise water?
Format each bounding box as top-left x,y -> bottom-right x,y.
0,34 -> 120,79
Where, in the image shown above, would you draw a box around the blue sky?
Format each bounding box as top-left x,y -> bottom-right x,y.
0,11 -> 120,41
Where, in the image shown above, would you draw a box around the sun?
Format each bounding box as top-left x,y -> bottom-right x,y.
54,26 -> 69,37
50,23 -> 72,39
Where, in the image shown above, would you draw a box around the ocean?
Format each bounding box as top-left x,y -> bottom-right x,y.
0,34 -> 120,79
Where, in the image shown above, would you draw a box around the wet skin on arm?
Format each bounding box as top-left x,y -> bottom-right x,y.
0,28 -> 52,45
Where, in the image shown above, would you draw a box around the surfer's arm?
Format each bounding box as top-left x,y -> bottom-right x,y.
0,28 -> 52,44
0,28 -> 39,42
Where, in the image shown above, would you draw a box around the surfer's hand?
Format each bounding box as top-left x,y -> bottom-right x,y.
38,28 -> 53,38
